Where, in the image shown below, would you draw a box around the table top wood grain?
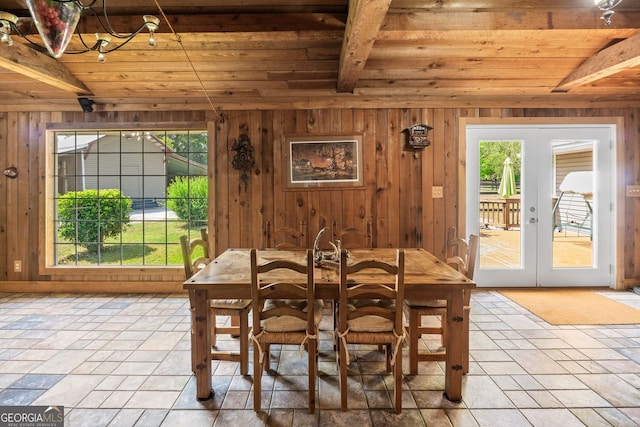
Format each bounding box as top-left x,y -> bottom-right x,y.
184,248 -> 475,299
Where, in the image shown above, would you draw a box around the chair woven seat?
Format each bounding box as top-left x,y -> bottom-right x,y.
404,299 -> 446,308
209,299 -> 252,310
344,299 -> 399,332
261,299 -> 324,332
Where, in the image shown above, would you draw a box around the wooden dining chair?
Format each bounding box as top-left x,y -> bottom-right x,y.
331,226 -> 370,336
272,226 -> 305,249
249,248 -> 323,414
200,227 -> 243,334
336,249 -> 405,413
403,227 -> 478,375
180,234 -> 251,375
409,226 -> 463,348
336,226 -> 370,249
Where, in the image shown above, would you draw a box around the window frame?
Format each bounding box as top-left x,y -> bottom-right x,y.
40,122 -> 210,275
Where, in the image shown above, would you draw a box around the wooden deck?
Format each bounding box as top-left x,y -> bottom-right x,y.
479,228 -> 593,269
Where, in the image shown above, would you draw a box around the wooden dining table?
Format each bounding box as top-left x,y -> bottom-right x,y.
183,247 -> 476,402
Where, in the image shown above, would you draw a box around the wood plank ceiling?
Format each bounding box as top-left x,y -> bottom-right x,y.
0,0 -> 639,112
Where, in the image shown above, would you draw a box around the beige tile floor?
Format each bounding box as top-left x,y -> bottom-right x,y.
1,290 -> 640,426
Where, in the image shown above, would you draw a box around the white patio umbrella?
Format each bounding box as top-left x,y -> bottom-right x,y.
498,157 -> 516,198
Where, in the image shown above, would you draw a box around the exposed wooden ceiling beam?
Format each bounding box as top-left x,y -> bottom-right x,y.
382,10 -> 640,31
8,9 -> 637,38
74,13 -> 347,33
337,0 -> 392,93
554,33 -> 640,92
0,43 -> 92,95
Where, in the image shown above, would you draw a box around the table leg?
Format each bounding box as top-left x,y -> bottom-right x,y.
462,290 -> 471,374
193,289 -> 212,399
444,291 -> 464,401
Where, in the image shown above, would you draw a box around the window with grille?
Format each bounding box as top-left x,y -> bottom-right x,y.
52,129 -> 208,266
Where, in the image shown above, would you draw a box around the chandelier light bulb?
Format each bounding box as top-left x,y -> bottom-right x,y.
95,33 -> 111,63
1,32 -> 12,46
144,15 -> 159,47
0,6 -> 159,58
0,11 -> 18,46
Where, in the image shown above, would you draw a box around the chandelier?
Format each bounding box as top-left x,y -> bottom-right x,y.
0,0 -> 159,62
594,0 -> 623,26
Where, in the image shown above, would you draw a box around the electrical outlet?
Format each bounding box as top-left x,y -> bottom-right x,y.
626,185 -> 640,197
432,186 -> 443,198
13,260 -> 22,272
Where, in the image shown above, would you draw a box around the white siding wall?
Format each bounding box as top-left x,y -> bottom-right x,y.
83,136 -> 167,200
553,151 -> 593,236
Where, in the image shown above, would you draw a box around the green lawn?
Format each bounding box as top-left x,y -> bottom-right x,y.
56,220 -> 207,265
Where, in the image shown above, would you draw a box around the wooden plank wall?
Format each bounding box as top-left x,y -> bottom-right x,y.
214,108 -> 463,254
0,107 -> 639,290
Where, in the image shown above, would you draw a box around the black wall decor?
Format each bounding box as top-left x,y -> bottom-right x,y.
231,134 -> 255,191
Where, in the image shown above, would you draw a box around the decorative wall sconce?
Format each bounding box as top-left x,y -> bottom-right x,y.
403,124 -> 433,149
594,0 -> 622,26
231,134 -> 255,192
0,1 -> 159,62
3,166 -> 18,178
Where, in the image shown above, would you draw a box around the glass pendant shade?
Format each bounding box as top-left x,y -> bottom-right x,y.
26,0 -> 81,58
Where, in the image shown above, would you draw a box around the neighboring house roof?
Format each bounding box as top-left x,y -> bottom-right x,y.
57,134 -> 102,153
552,139 -> 593,154
166,154 -> 207,176
56,133 -> 207,176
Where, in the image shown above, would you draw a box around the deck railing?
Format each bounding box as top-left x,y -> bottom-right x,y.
479,198 -> 521,230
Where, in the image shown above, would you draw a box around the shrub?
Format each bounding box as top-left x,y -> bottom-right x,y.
166,176 -> 208,226
57,189 -> 132,252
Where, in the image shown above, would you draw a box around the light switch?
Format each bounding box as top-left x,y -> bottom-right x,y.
432,186 -> 443,198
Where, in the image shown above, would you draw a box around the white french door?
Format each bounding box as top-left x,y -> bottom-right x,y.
466,125 -> 615,287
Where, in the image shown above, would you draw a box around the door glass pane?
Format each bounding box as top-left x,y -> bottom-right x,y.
478,140 -> 522,268
551,140 -> 594,268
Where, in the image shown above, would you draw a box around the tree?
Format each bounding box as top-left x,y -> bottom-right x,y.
159,132 -> 208,165
479,141 -> 521,182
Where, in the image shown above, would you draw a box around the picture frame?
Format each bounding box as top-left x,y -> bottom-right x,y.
284,134 -> 364,189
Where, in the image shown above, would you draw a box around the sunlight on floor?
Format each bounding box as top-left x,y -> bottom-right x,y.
479,228 -> 592,268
